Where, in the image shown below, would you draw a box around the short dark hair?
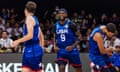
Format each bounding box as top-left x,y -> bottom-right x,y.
25,1 -> 37,13
2,31 -> 9,35
106,23 -> 116,33
58,8 -> 68,14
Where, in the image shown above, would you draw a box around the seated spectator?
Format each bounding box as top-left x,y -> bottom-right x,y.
4,22 -> 12,37
14,23 -> 23,37
0,31 -> 14,53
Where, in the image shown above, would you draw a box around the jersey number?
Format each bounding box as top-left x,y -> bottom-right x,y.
60,34 -> 66,42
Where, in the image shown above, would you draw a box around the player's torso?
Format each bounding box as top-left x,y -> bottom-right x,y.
89,27 -> 106,55
56,19 -> 77,50
23,16 -> 43,57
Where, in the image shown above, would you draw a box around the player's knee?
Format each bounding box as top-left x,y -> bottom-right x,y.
22,68 -> 31,72
59,64 -> 66,69
109,66 -> 118,72
75,68 -> 82,72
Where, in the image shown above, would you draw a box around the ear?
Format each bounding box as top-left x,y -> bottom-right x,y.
65,13 -> 68,17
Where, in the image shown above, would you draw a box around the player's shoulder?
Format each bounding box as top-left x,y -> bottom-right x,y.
26,16 -> 35,25
26,16 -> 35,21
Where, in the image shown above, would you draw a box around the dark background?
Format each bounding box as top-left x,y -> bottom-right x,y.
0,0 -> 120,19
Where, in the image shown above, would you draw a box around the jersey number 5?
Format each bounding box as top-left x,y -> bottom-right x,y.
60,34 -> 66,42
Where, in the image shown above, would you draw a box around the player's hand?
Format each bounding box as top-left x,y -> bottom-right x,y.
66,46 -> 74,52
105,47 -> 113,56
54,47 -> 59,53
12,40 -> 20,47
115,67 -> 120,72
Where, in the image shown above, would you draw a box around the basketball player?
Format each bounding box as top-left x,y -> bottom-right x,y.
54,8 -> 82,72
13,1 -> 44,72
89,23 -> 117,72
111,37 -> 120,72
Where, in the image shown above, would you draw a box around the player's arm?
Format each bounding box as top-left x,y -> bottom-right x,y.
13,16 -> 35,46
39,27 -> 44,48
71,25 -> 81,48
94,33 -> 112,55
53,26 -> 59,53
66,23 -> 81,51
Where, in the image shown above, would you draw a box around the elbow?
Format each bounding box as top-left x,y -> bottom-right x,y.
28,34 -> 33,40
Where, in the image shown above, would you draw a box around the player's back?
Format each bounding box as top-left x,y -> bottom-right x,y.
89,26 -> 105,56
55,19 -> 77,50
23,16 -> 42,57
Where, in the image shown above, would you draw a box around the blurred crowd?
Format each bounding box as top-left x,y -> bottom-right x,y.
0,6 -> 120,53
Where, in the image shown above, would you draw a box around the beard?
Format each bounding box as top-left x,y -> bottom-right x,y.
58,16 -> 66,21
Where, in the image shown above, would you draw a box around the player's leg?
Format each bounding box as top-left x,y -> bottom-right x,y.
22,67 -> 32,72
30,54 -> 43,72
55,51 -> 68,72
59,64 -> 66,72
22,54 -> 32,72
74,68 -> 82,72
69,51 -> 82,72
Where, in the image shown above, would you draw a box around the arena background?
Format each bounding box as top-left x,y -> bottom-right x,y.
0,0 -> 120,19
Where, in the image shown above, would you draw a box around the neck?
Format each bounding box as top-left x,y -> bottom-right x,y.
59,19 -> 67,25
26,13 -> 34,17
2,37 -> 7,40
100,26 -> 107,33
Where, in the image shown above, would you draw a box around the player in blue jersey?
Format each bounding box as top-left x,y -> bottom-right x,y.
111,37 -> 120,72
54,8 -> 82,72
13,1 -> 44,72
89,23 -> 117,72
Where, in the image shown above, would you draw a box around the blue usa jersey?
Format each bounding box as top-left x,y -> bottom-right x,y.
111,53 -> 120,67
55,19 -> 77,49
89,27 -> 105,55
89,26 -> 112,67
23,16 -> 43,57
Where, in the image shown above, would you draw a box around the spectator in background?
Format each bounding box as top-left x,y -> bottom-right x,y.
52,5 -> 59,22
71,12 -> 81,24
79,10 -> 86,19
1,8 -> 8,20
4,22 -> 12,37
10,29 -> 18,40
9,8 -> 17,19
87,13 -> 93,28
79,35 -> 88,52
90,18 -> 96,30
99,13 -> 108,25
0,31 -> 14,53
0,17 -> 5,30
14,23 -> 23,37
117,24 -> 120,38
0,28 -> 3,38
80,18 -> 88,36
109,13 -> 119,25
